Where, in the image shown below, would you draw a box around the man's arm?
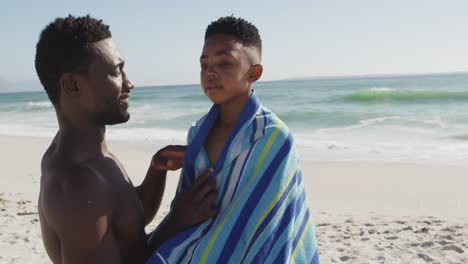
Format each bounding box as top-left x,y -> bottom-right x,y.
136,166 -> 167,226
136,145 -> 219,251
135,145 -> 186,225
43,166 -> 123,264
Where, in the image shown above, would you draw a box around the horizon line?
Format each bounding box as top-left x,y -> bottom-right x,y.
2,70 -> 468,93
137,70 -> 468,88
280,70 -> 468,82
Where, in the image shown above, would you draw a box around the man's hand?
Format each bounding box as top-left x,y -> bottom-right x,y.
137,145 -> 187,226
151,145 -> 186,172
169,169 -> 218,231
147,169 -> 219,251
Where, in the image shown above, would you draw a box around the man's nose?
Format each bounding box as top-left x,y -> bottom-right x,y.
123,73 -> 135,91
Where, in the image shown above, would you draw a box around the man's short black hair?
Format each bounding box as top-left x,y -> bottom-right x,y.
205,16 -> 262,56
35,15 -> 111,105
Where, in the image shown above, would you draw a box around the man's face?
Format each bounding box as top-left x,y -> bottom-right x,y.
78,38 -> 134,125
200,34 -> 254,105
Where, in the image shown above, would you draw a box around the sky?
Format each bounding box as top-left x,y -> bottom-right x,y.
1,0 -> 468,92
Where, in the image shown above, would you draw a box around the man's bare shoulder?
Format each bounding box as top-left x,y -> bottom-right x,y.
39,149 -> 125,262
40,151 -> 113,232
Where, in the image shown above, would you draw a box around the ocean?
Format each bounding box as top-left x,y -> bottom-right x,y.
1,73 -> 468,164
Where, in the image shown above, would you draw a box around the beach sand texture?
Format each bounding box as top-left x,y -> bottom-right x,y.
1,136 -> 467,263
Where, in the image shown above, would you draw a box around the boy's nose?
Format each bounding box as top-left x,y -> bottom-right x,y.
206,66 -> 218,79
207,71 -> 217,79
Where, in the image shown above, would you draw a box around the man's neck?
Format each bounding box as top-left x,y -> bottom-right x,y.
56,117 -> 109,163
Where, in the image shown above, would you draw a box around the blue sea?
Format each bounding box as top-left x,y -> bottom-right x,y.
1,73 -> 468,164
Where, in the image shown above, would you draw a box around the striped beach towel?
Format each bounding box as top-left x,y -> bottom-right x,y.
148,92 -> 319,263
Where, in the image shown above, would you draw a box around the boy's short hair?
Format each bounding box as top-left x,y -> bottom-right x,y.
35,15 -> 112,105
205,16 -> 262,57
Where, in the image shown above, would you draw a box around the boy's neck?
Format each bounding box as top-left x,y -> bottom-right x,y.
218,89 -> 252,128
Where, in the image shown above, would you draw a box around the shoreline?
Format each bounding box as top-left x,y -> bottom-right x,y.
1,134 -> 468,218
2,131 -> 467,165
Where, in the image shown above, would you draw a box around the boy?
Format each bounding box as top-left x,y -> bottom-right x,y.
148,16 -> 319,263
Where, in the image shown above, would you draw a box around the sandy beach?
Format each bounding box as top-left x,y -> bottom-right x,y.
1,135 -> 467,263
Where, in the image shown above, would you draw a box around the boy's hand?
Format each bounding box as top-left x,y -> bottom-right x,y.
151,145 -> 186,171
169,169 -> 218,231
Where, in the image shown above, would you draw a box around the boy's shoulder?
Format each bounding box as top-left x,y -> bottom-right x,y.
186,112 -> 210,143
189,112 -> 209,131
187,103 -> 292,143
255,105 -> 291,139
256,105 -> 289,130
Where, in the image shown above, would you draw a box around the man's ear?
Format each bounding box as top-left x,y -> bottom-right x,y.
59,73 -> 81,97
249,64 -> 263,82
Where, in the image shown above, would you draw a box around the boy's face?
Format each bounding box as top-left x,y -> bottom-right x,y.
200,33 -> 259,105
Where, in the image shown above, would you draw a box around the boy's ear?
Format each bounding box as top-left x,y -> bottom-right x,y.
59,73 -> 81,97
249,64 -> 263,82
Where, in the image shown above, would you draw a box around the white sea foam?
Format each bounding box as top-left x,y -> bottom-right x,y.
24,101 -> 53,110
0,124 -> 188,146
106,127 -> 187,143
368,87 -> 395,92
347,116 -> 448,129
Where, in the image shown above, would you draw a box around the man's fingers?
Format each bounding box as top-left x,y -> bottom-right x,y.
204,206 -> 219,219
169,159 -> 183,168
159,150 -> 185,159
189,169 -> 213,190
158,145 -> 187,159
162,159 -> 184,170
201,191 -> 217,208
194,181 -> 217,201
152,162 -> 183,171
152,147 -> 185,170
162,145 -> 187,151
195,190 -> 218,220
194,199 -> 218,224
151,156 -> 167,170
198,168 -> 214,180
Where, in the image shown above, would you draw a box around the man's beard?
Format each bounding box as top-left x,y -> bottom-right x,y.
92,106 -> 130,126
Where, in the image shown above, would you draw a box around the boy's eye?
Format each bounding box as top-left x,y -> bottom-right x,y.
218,61 -> 231,67
200,64 -> 208,70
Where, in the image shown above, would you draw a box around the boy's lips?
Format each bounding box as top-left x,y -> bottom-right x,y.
205,85 -> 221,91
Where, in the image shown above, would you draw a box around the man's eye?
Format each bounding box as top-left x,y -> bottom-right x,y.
112,69 -> 121,76
200,64 -> 208,70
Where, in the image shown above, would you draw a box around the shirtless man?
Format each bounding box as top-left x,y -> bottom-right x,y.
35,15 -> 217,263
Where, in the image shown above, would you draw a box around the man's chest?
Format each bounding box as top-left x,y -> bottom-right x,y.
87,159 -> 146,241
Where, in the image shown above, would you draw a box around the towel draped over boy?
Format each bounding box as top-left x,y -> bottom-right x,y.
148,92 -> 319,263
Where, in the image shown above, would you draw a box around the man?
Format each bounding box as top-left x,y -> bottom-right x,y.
35,15 -> 217,263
